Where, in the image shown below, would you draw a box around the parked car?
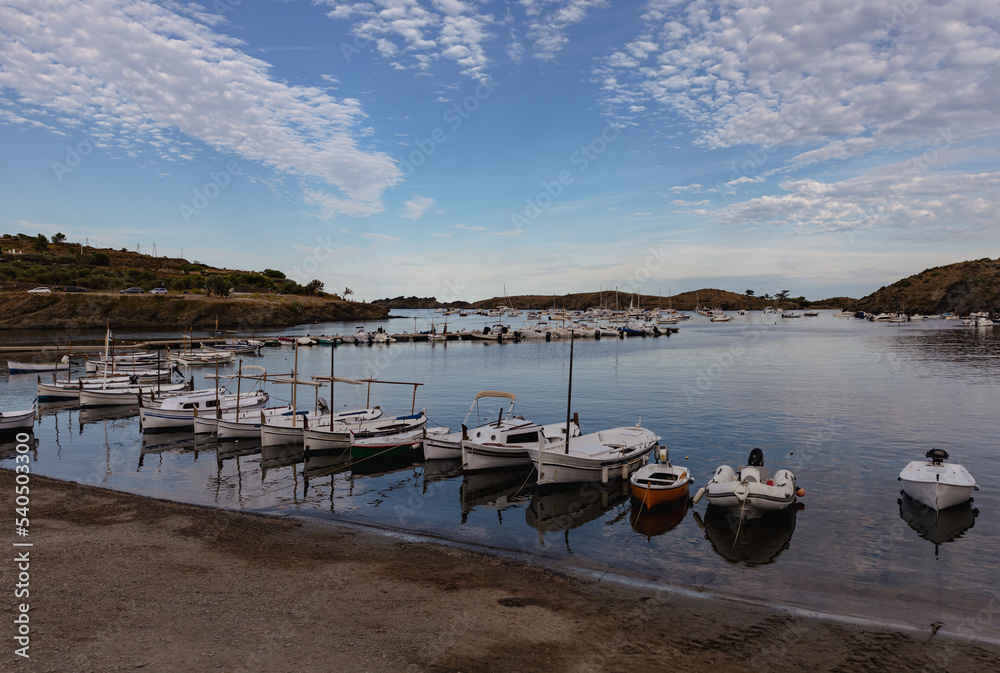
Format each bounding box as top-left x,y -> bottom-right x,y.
27,286 -> 51,293
150,287 -> 168,295
119,287 -> 144,294
61,286 -> 90,293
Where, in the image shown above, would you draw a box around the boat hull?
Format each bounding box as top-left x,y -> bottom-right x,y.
0,405 -> 35,433
423,432 -> 462,460
629,463 -> 692,507
704,465 -> 798,518
900,459 -> 977,511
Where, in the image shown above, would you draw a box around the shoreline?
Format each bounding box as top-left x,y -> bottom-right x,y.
4,470 -> 998,671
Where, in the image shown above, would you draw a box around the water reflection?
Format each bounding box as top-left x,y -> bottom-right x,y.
80,405 -> 140,427
422,458 -> 463,489
694,505 -> 799,568
526,480 -> 630,534
460,468 -> 533,524
898,493 -> 979,556
138,431 -> 204,467
629,497 -> 690,539
0,433 -> 37,460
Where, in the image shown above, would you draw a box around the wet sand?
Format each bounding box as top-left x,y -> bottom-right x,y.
3,470 -> 999,672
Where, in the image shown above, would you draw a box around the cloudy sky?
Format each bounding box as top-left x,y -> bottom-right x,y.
1,0 -> 998,301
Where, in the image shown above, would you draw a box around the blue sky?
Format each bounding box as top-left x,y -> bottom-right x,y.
1,0 -> 999,302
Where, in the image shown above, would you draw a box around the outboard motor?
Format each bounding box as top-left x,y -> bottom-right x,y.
747,448 -> 764,467
483,326 -> 491,335
129,374 -> 139,385
926,448 -> 949,464
317,397 -> 330,414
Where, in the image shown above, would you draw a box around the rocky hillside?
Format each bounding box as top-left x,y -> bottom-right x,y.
850,258 -> 1000,314
0,293 -> 387,330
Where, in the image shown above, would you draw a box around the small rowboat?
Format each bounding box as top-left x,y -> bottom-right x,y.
630,446 -> 693,508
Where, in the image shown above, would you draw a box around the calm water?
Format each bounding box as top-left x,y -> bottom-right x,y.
3,310 -> 999,640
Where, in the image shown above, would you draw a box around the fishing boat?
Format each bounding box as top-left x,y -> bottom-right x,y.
139,388 -> 269,432
351,425 -> 447,461
7,357 -> 70,373
37,369 -> 176,401
303,410 -> 426,453
899,449 -> 978,511
529,421 -> 658,486
629,445 -> 693,507
79,380 -> 190,407
169,349 -> 235,366
0,402 -> 36,434
461,416 -> 546,472
695,448 -> 803,519
423,390 -> 518,460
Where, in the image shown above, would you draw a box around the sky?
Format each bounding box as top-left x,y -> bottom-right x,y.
1,0 -> 999,302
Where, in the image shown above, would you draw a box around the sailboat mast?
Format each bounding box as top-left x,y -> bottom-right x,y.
292,341 -> 298,427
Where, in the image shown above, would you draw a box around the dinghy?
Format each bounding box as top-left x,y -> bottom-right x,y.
629,445 -> 693,507
0,403 -> 36,434
695,448 -> 803,519
899,448 -> 978,511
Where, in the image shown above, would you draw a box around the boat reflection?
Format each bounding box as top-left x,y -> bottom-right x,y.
138,431 -> 208,468
629,497 -> 690,539
460,468 -> 533,524
526,479 -> 630,533
422,458 -> 463,489
694,504 -> 799,568
36,400 -> 80,417
79,405 -> 139,428
302,447 -> 351,480
216,437 -> 261,464
260,441 -> 303,471
898,493 -> 979,556
0,433 -> 38,460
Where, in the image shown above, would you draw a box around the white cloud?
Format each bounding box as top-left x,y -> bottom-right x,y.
597,0 -> 1000,162
523,0 -> 608,61
361,232 -> 401,242
671,199 -> 709,206
320,0 -> 495,81
0,0 -> 399,217
402,195 -> 435,220
453,223 -> 487,231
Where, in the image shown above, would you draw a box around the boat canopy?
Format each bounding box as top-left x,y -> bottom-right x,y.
475,390 -> 516,401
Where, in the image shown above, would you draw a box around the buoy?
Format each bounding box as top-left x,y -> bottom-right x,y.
796,487 -> 805,497
692,486 -> 706,504
685,456 -> 689,459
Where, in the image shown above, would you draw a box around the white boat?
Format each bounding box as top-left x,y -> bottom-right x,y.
207,405 -> 294,438
79,381 -> 190,407
529,421 -> 659,486
351,425 -> 448,460
0,402 -> 36,433
833,309 -> 854,317
302,410 -> 424,452
139,389 -> 269,432
899,449 -> 978,511
461,415 -> 547,472
424,390 -> 518,461
37,369 -> 177,400
169,350 -> 235,366
710,313 -> 734,322
697,448 -> 802,519
8,357 -> 70,373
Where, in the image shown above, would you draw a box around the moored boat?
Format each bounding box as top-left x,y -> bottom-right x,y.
0,402 -> 36,434
899,448 -> 978,511
423,390 -> 518,461
529,421 -> 659,486
696,448 -> 803,519
629,445 -> 693,507
8,357 -> 70,373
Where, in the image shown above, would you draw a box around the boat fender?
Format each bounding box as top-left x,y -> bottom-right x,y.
796,488 -> 805,497
502,326 -> 508,334
692,487 -> 706,504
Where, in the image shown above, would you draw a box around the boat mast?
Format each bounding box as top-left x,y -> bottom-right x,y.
329,341 -> 335,428
564,330 -> 574,455
291,341 -> 298,427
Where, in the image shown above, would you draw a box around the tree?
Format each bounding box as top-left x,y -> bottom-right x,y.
343,287 -> 354,300
52,232 -> 66,243
32,234 -> 49,251
775,289 -> 790,302
205,275 -> 232,297
745,289 -> 755,297
262,268 -> 285,279
305,279 -> 324,295
90,251 -> 110,266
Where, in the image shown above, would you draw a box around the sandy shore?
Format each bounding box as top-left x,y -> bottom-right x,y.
3,470 -> 998,672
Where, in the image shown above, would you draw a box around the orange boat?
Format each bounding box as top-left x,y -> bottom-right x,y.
629,448 -> 693,508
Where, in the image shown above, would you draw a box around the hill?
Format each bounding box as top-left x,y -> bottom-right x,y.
0,232 -> 387,329
850,258 -> 1000,314
377,289 -> 853,311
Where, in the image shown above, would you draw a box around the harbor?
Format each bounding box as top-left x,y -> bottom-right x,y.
3,308 -> 999,650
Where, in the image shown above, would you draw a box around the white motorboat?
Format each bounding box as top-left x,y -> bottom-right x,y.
833,309 -> 854,317
696,448 -> 803,519
899,449 -> 978,511
139,389 -> 269,432
8,357 -> 70,373
710,313 -> 734,322
0,402 -> 36,433
461,417 -> 545,472
528,421 -> 659,486
424,390 -> 518,460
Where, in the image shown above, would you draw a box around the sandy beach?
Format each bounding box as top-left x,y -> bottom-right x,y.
3,469 -> 998,672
